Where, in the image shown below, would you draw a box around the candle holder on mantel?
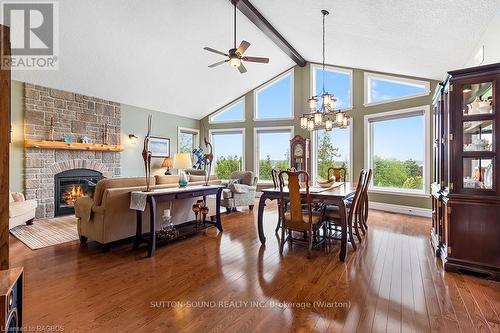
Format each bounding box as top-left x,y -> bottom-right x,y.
48,117 -> 55,141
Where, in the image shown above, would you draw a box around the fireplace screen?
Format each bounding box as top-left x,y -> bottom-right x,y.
54,169 -> 103,216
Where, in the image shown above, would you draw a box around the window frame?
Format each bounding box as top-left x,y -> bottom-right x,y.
364,105 -> 431,197
311,122 -> 354,183
208,128 -> 246,175
253,126 -> 294,184
177,127 -> 200,153
364,72 -> 431,107
208,97 -> 245,124
310,64 -> 353,112
254,69 -> 295,121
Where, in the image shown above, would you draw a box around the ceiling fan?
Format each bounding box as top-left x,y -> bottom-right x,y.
203,0 -> 269,73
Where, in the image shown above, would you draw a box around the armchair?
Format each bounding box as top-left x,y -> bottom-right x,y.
9,191 -> 37,229
220,171 -> 258,213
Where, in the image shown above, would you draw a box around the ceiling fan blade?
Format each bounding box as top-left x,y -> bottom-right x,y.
237,62 -> 247,74
236,40 -> 250,55
242,56 -> 269,63
203,47 -> 228,57
208,60 -> 228,68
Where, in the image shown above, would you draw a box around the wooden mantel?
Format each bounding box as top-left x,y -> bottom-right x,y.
25,139 -> 123,152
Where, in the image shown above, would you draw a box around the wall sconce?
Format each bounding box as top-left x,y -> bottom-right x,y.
128,134 -> 138,145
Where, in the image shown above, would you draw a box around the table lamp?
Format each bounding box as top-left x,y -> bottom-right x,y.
173,153 -> 192,187
161,157 -> 172,175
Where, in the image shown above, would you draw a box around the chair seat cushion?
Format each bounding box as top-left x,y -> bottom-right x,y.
9,200 -> 37,218
222,189 -> 233,199
284,211 -> 322,224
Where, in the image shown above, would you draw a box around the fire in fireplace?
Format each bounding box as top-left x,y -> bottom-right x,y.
54,169 -> 103,216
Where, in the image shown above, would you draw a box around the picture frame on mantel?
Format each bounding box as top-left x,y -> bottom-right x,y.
148,136 -> 170,158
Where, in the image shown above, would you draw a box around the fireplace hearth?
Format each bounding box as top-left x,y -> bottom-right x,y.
54,169 -> 103,216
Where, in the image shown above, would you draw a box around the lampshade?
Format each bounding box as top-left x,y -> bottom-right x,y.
173,153 -> 192,170
161,157 -> 172,168
314,112 -> 323,125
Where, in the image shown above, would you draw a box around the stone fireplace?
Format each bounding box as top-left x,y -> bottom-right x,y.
54,168 -> 103,216
23,84 -> 121,218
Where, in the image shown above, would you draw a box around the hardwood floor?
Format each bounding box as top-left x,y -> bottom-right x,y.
9,202 -> 500,333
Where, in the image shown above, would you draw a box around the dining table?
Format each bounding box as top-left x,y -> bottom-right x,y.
257,182 -> 356,261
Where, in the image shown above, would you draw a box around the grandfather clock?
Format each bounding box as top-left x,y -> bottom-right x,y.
289,135 -> 310,175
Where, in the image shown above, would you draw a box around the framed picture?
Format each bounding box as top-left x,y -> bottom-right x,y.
148,136 -> 170,158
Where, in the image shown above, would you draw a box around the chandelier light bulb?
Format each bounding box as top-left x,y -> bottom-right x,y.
323,93 -> 331,106
336,112 -> 345,124
325,119 -> 333,131
307,119 -> 315,131
342,116 -> 348,127
300,116 -> 308,129
308,97 -> 317,110
314,112 -> 323,125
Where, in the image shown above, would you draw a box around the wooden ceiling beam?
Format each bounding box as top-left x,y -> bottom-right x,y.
233,0 -> 306,67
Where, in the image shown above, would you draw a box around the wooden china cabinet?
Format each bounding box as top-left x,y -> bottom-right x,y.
431,63 -> 500,280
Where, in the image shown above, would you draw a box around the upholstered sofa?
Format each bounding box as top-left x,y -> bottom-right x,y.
9,191 -> 37,229
74,174 -> 221,246
220,171 -> 258,212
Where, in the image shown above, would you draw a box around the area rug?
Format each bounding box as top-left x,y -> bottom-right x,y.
10,215 -> 79,250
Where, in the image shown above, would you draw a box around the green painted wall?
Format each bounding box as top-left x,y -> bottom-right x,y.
120,104 -> 199,177
201,64 -> 438,209
8,81 -> 200,191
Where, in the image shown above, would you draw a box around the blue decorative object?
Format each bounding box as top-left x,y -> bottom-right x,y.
63,137 -> 73,143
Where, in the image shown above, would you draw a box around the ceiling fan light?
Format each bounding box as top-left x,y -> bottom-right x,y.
229,57 -> 241,68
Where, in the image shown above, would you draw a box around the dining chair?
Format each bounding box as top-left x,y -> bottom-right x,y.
273,167 -> 301,233
327,166 -> 347,182
359,169 -> 372,232
278,170 -> 326,258
323,169 -> 368,251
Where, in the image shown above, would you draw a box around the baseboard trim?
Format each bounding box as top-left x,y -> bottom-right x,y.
369,201 -> 431,217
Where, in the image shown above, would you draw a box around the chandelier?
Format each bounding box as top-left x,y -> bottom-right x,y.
300,10 -> 350,132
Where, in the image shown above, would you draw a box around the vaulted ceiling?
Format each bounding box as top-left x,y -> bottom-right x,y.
9,0 -> 500,120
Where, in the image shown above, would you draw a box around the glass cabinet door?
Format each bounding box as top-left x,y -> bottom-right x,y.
459,78 -> 496,192
462,82 -> 493,115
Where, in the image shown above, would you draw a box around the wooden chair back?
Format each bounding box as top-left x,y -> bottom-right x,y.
347,170 -> 368,225
361,169 -> 372,221
327,166 -> 347,182
278,170 -> 313,230
271,168 -> 280,189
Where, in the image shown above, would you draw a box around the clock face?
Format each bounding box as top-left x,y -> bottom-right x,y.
294,144 -> 304,157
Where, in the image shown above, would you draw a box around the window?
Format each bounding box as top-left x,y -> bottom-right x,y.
178,127 -> 199,154
254,127 -> 293,182
365,106 -> 430,195
255,70 -> 293,120
312,125 -> 352,181
312,64 -> 353,110
209,129 -> 245,179
364,72 -> 430,106
209,98 -> 245,123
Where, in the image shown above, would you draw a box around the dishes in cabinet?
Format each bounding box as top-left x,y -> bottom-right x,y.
464,139 -> 491,151
466,97 -> 492,114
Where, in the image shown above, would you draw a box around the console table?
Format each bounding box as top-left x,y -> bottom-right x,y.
130,185 -> 224,257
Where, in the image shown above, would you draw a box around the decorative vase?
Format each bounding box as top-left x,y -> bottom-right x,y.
178,170 -> 188,187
